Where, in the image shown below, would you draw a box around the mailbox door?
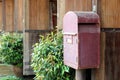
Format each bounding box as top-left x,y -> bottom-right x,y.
63,34 -> 79,69
78,24 -> 100,69
63,11 -> 79,69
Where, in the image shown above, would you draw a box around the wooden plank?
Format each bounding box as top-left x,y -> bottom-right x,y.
2,0 -> 6,31
65,0 -> 92,12
17,0 -> 23,31
0,2 -> 1,30
23,32 -> 34,75
5,0 -> 14,31
25,0 -> 29,30
65,0 -> 75,11
23,0 -> 32,75
105,32 -> 120,80
76,70 -> 86,80
29,0 -> 49,30
75,0 -> 92,11
92,32 -> 105,80
0,64 -> 14,76
23,0 -> 51,75
57,0 -> 92,29
57,0 -> 65,29
98,0 -> 120,28
14,0 -> 18,31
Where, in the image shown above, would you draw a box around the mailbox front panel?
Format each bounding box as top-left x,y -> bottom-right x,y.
78,24 -> 100,69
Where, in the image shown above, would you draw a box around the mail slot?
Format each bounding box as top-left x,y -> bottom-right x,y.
63,11 -> 100,69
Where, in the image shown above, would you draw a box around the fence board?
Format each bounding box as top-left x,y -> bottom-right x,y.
23,0 -> 51,75
75,0 -> 92,11
29,0 -> 49,30
16,0 -> 23,31
105,32 -> 120,80
5,0 -> 14,31
57,0 -> 65,29
65,0 -> 92,12
0,2 -> 2,31
98,0 -> 120,28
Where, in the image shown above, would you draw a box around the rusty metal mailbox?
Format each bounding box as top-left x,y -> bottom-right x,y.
63,11 -> 100,69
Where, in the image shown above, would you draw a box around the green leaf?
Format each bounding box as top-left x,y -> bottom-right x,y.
31,31 -> 75,80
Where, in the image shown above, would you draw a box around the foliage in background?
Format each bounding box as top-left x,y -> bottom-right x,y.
0,75 -> 24,80
0,32 -> 23,68
31,32 -> 75,80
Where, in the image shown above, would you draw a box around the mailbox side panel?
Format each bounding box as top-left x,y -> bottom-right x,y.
63,11 -> 79,69
78,25 -> 100,69
63,35 -> 79,69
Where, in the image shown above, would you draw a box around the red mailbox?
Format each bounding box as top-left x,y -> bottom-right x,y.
63,11 -> 100,69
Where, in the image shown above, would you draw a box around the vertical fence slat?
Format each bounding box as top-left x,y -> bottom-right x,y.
5,0 -> 14,31
98,0 -> 120,28
0,1 -> 2,31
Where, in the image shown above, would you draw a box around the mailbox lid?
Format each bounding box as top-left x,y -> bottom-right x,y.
63,11 -> 99,35
76,11 -> 100,24
63,11 -> 78,35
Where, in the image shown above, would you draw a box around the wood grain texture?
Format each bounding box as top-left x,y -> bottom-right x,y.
0,2 -> 2,31
98,0 -> 120,28
17,0 -> 23,31
29,0 -> 49,30
57,0 -> 92,29
23,31 -> 50,75
105,32 -> 120,80
5,0 -> 14,31
57,0 -> 65,29
65,0 -> 92,12
75,0 -> 92,11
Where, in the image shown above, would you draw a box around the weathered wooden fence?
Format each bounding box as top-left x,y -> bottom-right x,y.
0,0 -> 57,75
1,0 -> 120,79
57,0 -> 120,80
0,1 -> 2,31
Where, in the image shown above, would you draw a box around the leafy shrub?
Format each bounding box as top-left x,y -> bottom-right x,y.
31,32 -> 75,80
0,75 -> 24,80
0,32 -> 23,68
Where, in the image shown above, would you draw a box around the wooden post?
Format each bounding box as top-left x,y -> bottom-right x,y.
2,0 -> 6,31
23,0 -> 50,75
57,0 -> 65,29
0,2 -> 2,31
91,32 -> 105,80
14,0 -> 18,31
23,0 -> 34,75
76,70 -> 86,80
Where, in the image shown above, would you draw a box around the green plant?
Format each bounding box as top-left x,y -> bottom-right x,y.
0,32 -> 23,68
0,75 -> 24,80
31,32 -> 75,80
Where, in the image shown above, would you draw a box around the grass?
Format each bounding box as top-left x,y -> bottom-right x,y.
0,75 -> 24,80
